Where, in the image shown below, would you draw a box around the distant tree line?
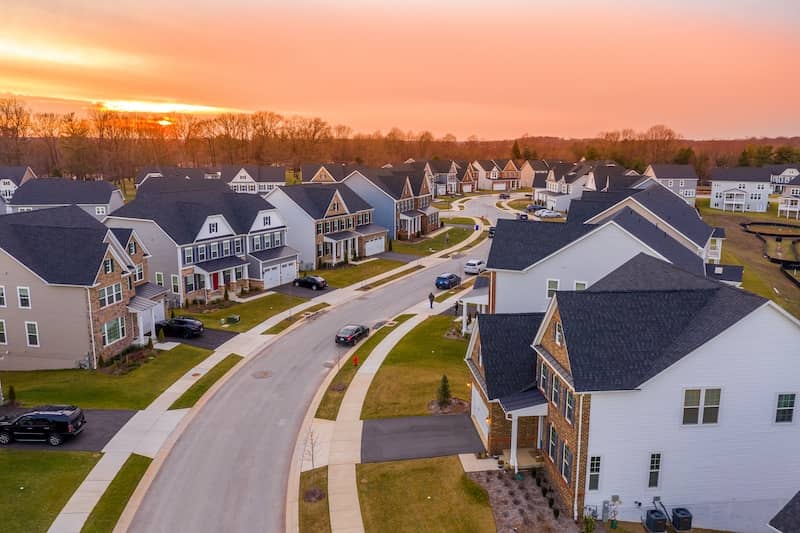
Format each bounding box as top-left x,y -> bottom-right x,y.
1,97 -> 798,184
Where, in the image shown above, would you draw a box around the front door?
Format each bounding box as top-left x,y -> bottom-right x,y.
212,273 -> 220,290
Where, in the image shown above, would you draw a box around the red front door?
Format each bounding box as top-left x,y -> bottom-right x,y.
212,273 -> 220,290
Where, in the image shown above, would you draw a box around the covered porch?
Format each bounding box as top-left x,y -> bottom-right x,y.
127,282 -> 168,345
321,230 -> 360,266
193,256 -> 250,300
498,389 -> 549,474
778,196 -> 800,219
458,276 -> 489,334
721,189 -> 746,212
399,209 -> 424,239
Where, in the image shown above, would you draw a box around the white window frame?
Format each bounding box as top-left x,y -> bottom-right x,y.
222,240 -> 231,256
184,247 -> 194,264
171,275 -> 180,295
25,321 -> 39,347
775,393 -> 796,424
197,245 -> 206,262
0,319 -> 6,344
210,243 -> 219,259
98,283 -> 123,308
682,387 -> 721,425
565,390 -> 574,424
548,425 -> 557,461
155,272 -> 164,287
574,281 -> 587,291
209,222 -> 218,234
95,206 -> 107,216
101,316 -> 126,347
648,452 -> 662,489
134,263 -> 144,282
104,258 -> 114,274
540,363 -> 549,392
551,374 -> 560,406
561,442 -> 572,483
263,215 -> 271,226
234,239 -> 243,255
0,285 -> 5,307
546,279 -> 559,299
17,286 -> 31,309
588,456 -> 601,491
554,321 -> 564,346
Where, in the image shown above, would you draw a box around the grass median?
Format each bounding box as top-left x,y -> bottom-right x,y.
307,259 -> 404,288
315,314 -> 415,420
0,449 -> 100,533
81,454 -> 152,533
434,278 -> 476,303
169,353 -> 244,410
391,227 -> 473,256
299,466 -> 331,533
441,216 -> 476,226
263,303 -> 330,334
182,293 -> 307,332
1,344 -> 213,410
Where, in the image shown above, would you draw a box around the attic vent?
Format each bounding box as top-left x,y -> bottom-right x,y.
714,266 -> 723,275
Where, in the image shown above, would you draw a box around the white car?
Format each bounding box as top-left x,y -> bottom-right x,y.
534,209 -> 562,218
464,259 -> 486,274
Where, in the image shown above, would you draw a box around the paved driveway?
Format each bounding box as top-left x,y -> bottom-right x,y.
165,328 -> 237,350
361,414 -> 484,463
271,283 -> 337,299
0,408 -> 136,452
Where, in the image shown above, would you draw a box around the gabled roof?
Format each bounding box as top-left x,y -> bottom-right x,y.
110,191 -> 274,244
0,166 -> 33,185
552,254 -> 766,392
276,184 -> 372,219
770,489 -> 800,533
625,185 -> 713,247
426,159 -> 453,173
604,174 -> 643,191
476,313 -> 545,399
301,163 -> 368,182
220,165 -> 286,183
110,228 -> 133,246
764,164 -> 800,175
136,176 -> 230,196
487,219 -> 595,270
10,178 -> 118,205
647,164 -> 698,179
566,191 -> 638,224
0,205 -> 114,286
134,166 -> 215,185
532,173 -> 548,189
704,264 -> 744,283
549,162 -> 576,181
474,160 -> 499,172
710,166 -> 772,182
523,160 -> 549,172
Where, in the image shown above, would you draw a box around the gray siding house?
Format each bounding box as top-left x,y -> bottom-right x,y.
643,164 -> 698,205
8,178 -> 124,219
0,165 -> 37,204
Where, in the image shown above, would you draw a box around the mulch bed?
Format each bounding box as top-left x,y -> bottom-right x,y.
427,398 -> 469,415
98,347 -> 158,375
303,487 -> 326,503
468,468 -> 578,533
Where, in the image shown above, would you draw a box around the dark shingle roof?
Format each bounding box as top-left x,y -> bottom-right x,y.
301,163 -> 367,182
136,177 -> 230,196
277,184 -> 372,219
10,178 -> 118,205
248,245 -> 299,262
111,191 -> 274,244
648,164 -> 698,179
770,490 -> 800,533
556,255 -> 765,392
110,228 -> 132,246
0,205 -> 112,285
532,173 -> 548,188
477,313 -> 545,399
135,166 -> 215,185
524,160 -> 549,171
487,219 -> 595,270
628,185 -> 713,247
566,191 -> 638,224
0,166 -> 33,185
711,167 -> 772,182
427,159 -> 453,173
704,264 -> 744,283
220,165 -> 286,183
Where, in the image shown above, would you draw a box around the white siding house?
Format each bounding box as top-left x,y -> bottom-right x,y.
710,167 -> 771,212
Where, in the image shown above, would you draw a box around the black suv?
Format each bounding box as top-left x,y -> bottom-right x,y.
0,405 -> 86,446
156,316 -> 204,338
293,275 -> 328,291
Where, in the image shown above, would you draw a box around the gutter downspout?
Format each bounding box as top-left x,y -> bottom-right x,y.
86,288 -> 97,369
574,394 -> 584,521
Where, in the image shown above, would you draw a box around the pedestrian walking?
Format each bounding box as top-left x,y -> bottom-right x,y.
428,292 -> 435,309
453,301 -> 459,316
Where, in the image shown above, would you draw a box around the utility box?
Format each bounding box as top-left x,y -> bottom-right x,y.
645,509 -> 667,532
672,508 -> 693,531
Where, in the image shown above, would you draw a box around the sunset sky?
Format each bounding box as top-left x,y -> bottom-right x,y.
2,0 -> 799,140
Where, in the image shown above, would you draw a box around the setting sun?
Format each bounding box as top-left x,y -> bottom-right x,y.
98,100 -> 238,115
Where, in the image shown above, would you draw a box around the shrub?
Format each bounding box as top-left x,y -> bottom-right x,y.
157,328 -> 165,343
437,374 -> 451,407
146,337 -> 153,350
223,287 -> 229,301
583,516 -> 597,533
7,385 -> 16,405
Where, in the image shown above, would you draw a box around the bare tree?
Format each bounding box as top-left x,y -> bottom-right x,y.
33,112 -> 63,174
0,98 -> 32,165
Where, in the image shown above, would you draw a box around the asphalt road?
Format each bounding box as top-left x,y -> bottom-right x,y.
129,232 -> 493,533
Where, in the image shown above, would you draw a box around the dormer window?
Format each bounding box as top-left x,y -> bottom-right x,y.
128,241 -> 137,255
555,322 -> 564,346
209,222 -> 218,234
104,258 -> 114,274
263,215 -> 271,226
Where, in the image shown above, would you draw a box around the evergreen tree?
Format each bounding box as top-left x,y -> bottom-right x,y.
511,140 -> 522,160
437,375 -> 452,407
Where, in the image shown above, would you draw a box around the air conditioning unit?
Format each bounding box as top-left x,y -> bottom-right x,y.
672,507 -> 693,531
645,509 -> 667,532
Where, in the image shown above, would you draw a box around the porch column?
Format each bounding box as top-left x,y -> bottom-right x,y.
150,305 -> 156,338
461,301 -> 468,334
537,415 -> 544,449
510,414 -> 519,474
136,313 -> 145,345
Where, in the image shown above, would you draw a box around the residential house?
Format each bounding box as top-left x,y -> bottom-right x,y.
0,205 -> 165,370
265,184 -> 387,270
344,168 -> 438,240
0,165 -> 37,202
765,164 -> 800,194
777,176 -> 800,219
134,166 -> 220,189
643,164 -> 698,205
8,178 -> 125,219
710,167 -> 771,212
221,165 -> 286,194
519,160 -> 550,190
427,159 -> 460,196
474,160 -> 519,191
584,166 -> 641,192
468,254 -> 800,532
301,163 -> 367,183
105,191 -> 298,306
536,162 -> 616,212
136,176 -> 231,197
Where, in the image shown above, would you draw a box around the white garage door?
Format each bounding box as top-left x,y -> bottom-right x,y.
262,265 -> 280,289
279,260 -> 297,284
462,184 -> 473,193
364,236 -> 385,256
471,386 -> 490,441
492,182 -> 507,191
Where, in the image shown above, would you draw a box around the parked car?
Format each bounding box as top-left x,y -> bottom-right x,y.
0,405 -> 86,446
435,273 -> 462,289
464,259 -> 486,274
526,204 -> 538,212
293,275 -> 328,291
335,324 -> 369,345
535,209 -> 562,218
498,193 -> 510,199
155,317 -> 204,338
517,213 -> 529,221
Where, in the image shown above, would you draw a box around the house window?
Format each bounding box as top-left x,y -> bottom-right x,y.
134,264 -> 144,282
561,443 -> 573,483
667,179 -> 674,187
551,375 -> 561,406
683,388 -> 721,425
104,258 -> 114,274
546,279 -> 559,298
253,236 -> 262,251
17,287 -> 31,308
574,281 -> 587,291
235,267 -> 243,280
156,272 -> 164,287
171,275 -> 180,294
324,221 -> 331,233
0,320 -> 6,344
554,322 -> 563,346
263,215 -> 271,226
565,390 -> 574,424
316,223 -> 323,234
209,222 -> 218,234
197,245 -> 206,261
274,232 -> 282,246
679,179 -> 685,187
0,286 -> 5,307
548,426 -> 558,461
101,317 -> 126,346
235,239 -> 242,254
184,247 -> 194,264
588,457 -> 601,490
540,364 -> 549,392
127,277 -> 133,291
210,243 -> 219,259
25,321 -> 39,347
128,240 -> 137,255
776,393 -> 796,423
95,206 -> 107,216
185,275 -> 195,293
648,453 -> 661,488
222,240 -> 231,256
98,283 -> 122,308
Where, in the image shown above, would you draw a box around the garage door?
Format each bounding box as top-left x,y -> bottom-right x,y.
262,265 -> 280,289
364,236 -> 385,256
462,184 -> 473,193
492,182 -> 507,191
471,386 -> 489,442
279,260 -> 297,284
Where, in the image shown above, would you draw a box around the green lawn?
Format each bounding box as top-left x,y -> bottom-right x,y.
494,201 -> 506,210
698,198 -> 800,318
431,201 -> 452,210
765,238 -> 800,262
357,456 -> 494,533
1,344 -> 213,410
444,231 -> 489,257
391,227 -> 473,256
299,466 -> 331,533
182,293 -> 307,332
357,265 -> 425,291
0,449 -> 101,533
441,216 -> 476,226
169,353 -> 243,410
316,314 -> 415,420
361,316 -> 469,419
81,454 -> 152,533
434,278 -> 475,302
508,199 -> 532,211
307,259 -> 405,288
263,303 -> 330,334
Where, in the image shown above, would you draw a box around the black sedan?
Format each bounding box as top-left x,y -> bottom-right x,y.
156,317 -> 204,338
293,275 -> 328,291
335,324 -> 369,346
